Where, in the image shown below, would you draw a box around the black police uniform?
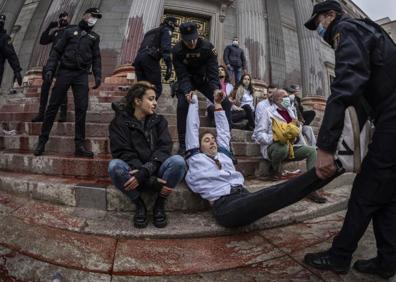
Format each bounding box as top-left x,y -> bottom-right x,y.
133,23 -> 173,98
33,22 -> 73,121
316,14 -> 396,269
0,26 -> 22,86
173,35 -> 232,150
37,19 -> 101,152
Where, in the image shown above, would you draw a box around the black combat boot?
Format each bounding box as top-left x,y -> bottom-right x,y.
75,143 -> 94,158
132,197 -> 148,228
304,250 -> 350,274
153,196 -> 167,228
354,258 -> 396,279
33,139 -> 47,156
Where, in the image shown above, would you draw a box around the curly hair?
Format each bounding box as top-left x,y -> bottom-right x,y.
125,81 -> 156,114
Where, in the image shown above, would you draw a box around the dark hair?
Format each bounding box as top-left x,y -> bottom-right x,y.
199,131 -> 216,146
219,65 -> 231,84
125,81 -> 156,114
268,84 -> 278,89
59,12 -> 68,18
237,73 -> 254,94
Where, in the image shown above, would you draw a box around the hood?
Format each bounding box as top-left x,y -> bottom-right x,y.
111,97 -> 129,114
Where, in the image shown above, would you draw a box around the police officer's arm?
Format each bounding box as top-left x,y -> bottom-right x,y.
223,46 -> 230,66
172,46 -> 193,94
2,35 -> 22,73
206,46 -> 221,94
109,118 -> 144,169
317,22 -> 372,153
92,36 -> 102,82
45,29 -> 70,72
39,24 -> 55,45
160,27 -> 172,64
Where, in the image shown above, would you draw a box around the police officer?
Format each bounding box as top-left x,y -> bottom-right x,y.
133,16 -> 178,98
173,22 -> 233,154
34,8 -> 102,158
32,12 -> 72,123
303,1 -> 396,279
0,14 -> 22,87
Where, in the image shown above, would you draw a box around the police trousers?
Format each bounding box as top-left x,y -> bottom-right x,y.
39,68 -> 89,145
133,52 -> 162,98
38,73 -> 67,117
330,126 -> 396,269
212,168 -> 342,228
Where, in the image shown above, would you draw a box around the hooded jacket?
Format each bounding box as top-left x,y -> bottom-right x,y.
109,98 -> 173,176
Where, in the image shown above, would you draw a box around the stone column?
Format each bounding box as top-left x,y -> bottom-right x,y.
1,0 -> 25,34
294,0 -> 326,97
236,0 -> 268,81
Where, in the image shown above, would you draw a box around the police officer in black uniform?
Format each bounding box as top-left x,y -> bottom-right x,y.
173,22 -> 233,154
302,1 -> 396,279
34,8 -> 102,158
133,16 -> 178,98
32,12 -> 72,123
0,14 -> 22,87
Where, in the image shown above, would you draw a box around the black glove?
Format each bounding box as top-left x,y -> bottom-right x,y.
133,168 -> 150,187
44,70 -> 53,81
13,72 -> 22,86
92,77 -> 101,89
48,21 -> 58,29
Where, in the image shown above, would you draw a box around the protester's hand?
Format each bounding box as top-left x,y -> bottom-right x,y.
315,148 -> 337,179
92,77 -> 101,89
48,21 -> 58,29
124,170 -> 139,191
214,89 -> 225,104
13,72 -> 22,86
185,91 -> 194,104
44,71 -> 53,81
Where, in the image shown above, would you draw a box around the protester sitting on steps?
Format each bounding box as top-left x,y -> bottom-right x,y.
252,89 -> 327,203
108,81 -> 186,229
184,89 -> 342,228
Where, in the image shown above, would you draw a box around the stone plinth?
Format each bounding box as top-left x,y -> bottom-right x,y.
104,64 -> 136,85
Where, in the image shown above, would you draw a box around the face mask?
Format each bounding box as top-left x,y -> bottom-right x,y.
289,94 -> 295,103
317,23 -> 326,38
281,97 -> 291,109
87,17 -> 97,27
232,40 -> 239,46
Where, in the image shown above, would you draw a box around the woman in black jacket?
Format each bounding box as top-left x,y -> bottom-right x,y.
108,81 -> 186,228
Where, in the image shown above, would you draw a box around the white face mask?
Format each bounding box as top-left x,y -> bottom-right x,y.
232,40 -> 239,46
280,97 -> 291,109
87,17 -> 98,27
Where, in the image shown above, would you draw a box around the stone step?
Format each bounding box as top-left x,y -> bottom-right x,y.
0,150 -> 263,178
0,175 -> 353,241
2,121 -> 254,142
0,135 -> 260,156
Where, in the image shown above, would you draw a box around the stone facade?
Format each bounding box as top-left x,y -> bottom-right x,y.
377,17 -> 396,43
1,0 -> 366,97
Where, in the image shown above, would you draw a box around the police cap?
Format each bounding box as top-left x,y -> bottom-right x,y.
304,0 -> 343,30
84,7 -> 102,19
179,22 -> 199,41
0,15 -> 5,22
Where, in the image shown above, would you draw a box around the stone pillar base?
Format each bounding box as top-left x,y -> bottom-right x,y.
252,79 -> 268,102
104,64 -> 136,85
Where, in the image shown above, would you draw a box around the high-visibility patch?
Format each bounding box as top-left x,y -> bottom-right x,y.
73,31 -> 78,36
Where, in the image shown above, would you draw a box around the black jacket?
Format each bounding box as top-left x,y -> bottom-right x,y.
109,98 -> 173,176
317,15 -> 396,153
136,24 -> 172,63
0,29 -> 21,84
223,44 -> 246,68
45,20 -> 101,79
40,23 -> 72,48
172,37 -> 220,95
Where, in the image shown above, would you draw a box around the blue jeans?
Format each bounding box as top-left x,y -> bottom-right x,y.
108,155 -> 186,201
228,65 -> 242,84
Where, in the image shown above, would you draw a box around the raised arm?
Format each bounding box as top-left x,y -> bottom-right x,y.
186,94 -> 200,150
214,90 -> 230,150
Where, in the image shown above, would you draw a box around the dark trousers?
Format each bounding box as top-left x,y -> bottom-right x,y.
134,52 -> 162,98
213,168 -> 342,228
38,75 -> 67,117
39,68 -> 89,145
330,128 -> 396,269
176,81 -> 233,147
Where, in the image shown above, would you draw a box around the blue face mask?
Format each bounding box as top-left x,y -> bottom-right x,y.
281,97 -> 291,109
317,23 -> 327,38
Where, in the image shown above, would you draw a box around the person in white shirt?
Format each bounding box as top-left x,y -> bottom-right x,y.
184,89 -> 341,227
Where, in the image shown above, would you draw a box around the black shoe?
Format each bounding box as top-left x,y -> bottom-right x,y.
304,250 -> 350,274
33,139 -> 46,156
153,196 -> 167,228
354,258 -> 396,279
133,197 -> 148,228
75,144 -> 94,158
307,191 -> 327,204
31,114 -> 44,122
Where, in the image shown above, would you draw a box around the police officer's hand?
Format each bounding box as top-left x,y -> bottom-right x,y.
315,148 -> 337,179
48,21 -> 58,29
92,77 -> 101,89
13,72 -> 22,86
44,71 -> 53,81
214,89 -> 225,104
165,66 -> 172,81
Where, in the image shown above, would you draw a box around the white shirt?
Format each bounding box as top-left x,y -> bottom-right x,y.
186,95 -> 244,202
240,88 -> 254,111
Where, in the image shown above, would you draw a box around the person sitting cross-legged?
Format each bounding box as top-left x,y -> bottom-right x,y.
108,81 -> 186,228
184,89 -> 342,228
252,89 -> 326,203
